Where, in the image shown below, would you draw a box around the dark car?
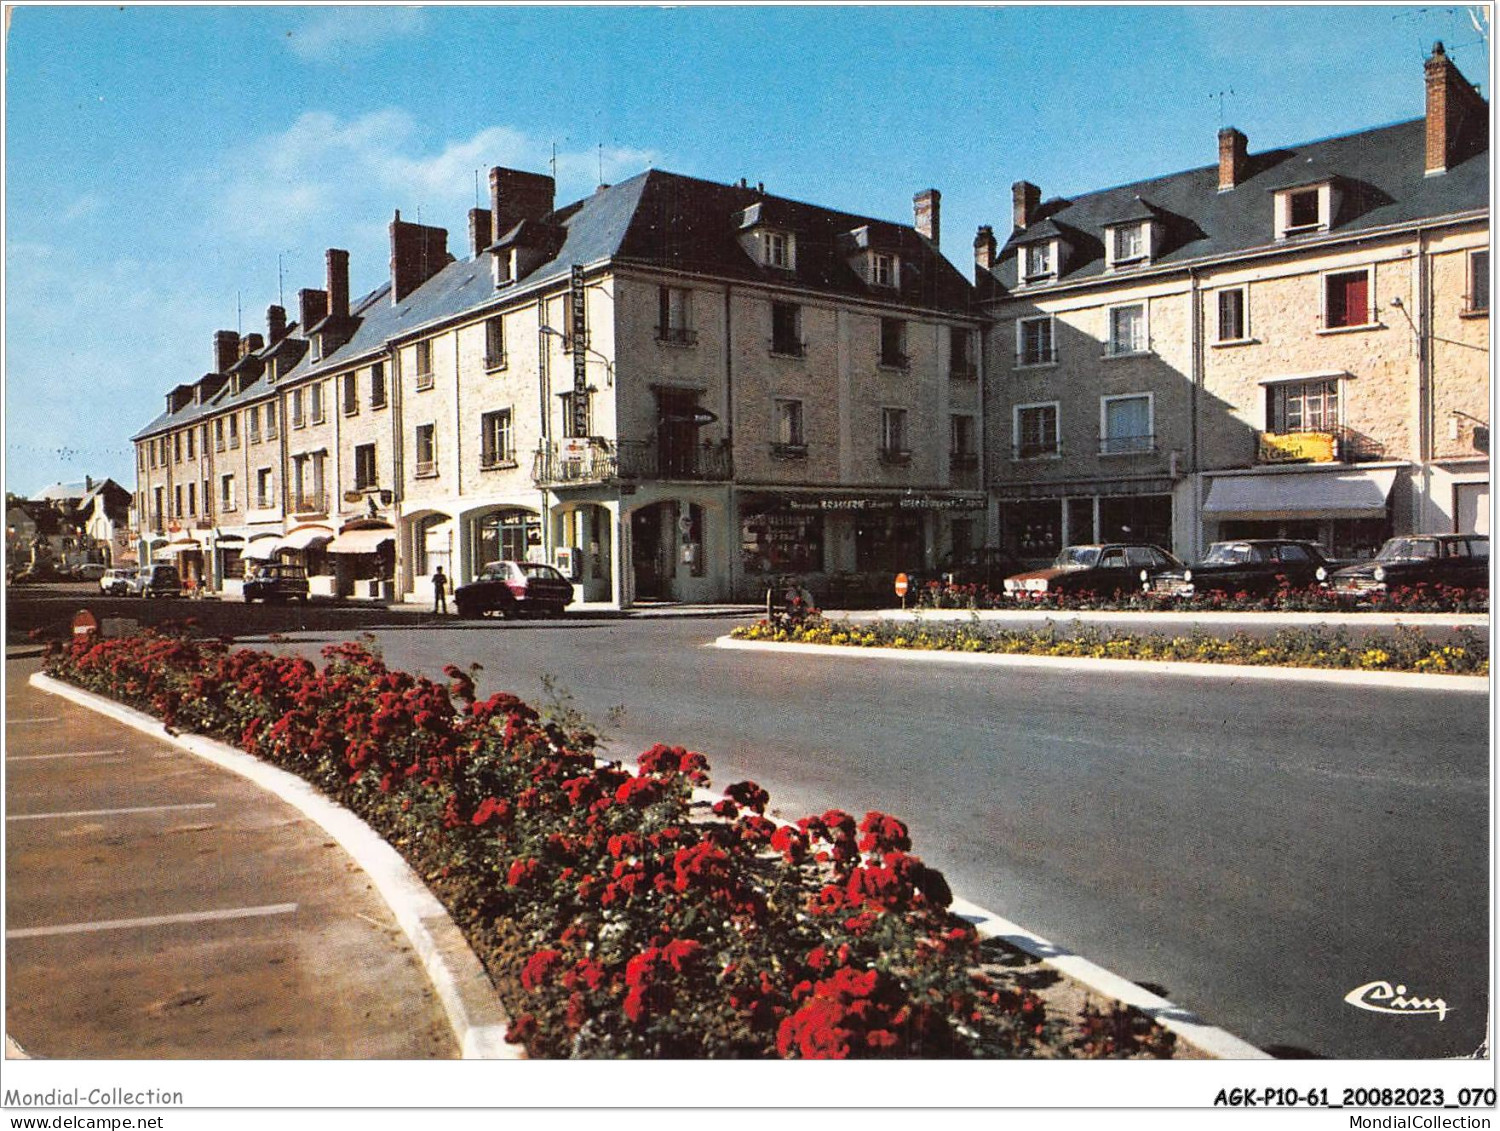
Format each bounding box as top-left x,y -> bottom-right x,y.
243,561 -> 309,603
454,560 -> 574,618
132,563 -> 181,598
1327,534 -> 1489,599
1003,543 -> 1182,597
1150,539 -> 1334,598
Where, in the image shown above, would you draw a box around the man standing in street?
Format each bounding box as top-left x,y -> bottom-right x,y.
432,566 -> 448,614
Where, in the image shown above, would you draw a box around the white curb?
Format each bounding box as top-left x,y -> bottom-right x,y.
712,635 -> 1489,692
27,672 -> 516,1060
947,897 -> 1268,1060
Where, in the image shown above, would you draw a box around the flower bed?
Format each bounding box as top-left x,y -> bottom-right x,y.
731,618 -> 1489,676
41,628 -> 1176,1059
917,579 -> 1488,615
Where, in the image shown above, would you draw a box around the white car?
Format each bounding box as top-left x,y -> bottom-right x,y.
99,568 -> 138,595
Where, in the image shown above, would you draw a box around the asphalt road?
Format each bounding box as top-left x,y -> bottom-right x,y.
267,613 -> 1488,1061
10,587 -> 1490,1059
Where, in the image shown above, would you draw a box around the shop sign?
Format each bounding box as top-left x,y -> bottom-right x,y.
1259,431 -> 1337,464
785,494 -> 979,513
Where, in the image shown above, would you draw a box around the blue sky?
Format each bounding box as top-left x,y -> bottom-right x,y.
4,3 -> 1490,497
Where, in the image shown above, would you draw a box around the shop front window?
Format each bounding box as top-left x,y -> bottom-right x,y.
741,509 -> 824,575
855,513 -> 924,575
1002,500 -> 1062,560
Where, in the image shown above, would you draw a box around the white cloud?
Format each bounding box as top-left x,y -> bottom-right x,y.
285,7 -> 427,62
197,110 -> 658,289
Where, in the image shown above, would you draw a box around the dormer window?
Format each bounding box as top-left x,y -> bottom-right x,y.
1115,224 -> 1144,262
1024,242 -> 1054,280
871,252 -> 898,288
1274,182 -> 1337,239
764,229 -> 794,270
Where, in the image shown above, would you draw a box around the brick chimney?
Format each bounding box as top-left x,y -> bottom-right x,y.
266,304 -> 288,344
913,188 -> 940,247
239,332 -> 265,358
1425,41 -> 1487,175
489,167 -> 556,236
213,330 -> 240,375
326,248 -> 350,320
973,225 -> 997,278
1012,181 -> 1040,230
1218,127 -> 1248,191
389,211 -> 451,303
298,287 -> 328,333
469,207 -> 493,259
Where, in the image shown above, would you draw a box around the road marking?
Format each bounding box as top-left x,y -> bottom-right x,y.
8,749 -> 128,762
7,903 -> 298,940
7,802 -> 216,822
6,717 -> 60,724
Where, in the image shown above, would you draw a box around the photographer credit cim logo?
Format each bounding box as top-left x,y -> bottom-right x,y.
1344,980 -> 1449,1021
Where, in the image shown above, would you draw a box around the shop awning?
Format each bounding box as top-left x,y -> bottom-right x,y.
241,536 -> 281,560
1202,468 -> 1398,520
278,526 -> 334,552
326,527 -> 395,555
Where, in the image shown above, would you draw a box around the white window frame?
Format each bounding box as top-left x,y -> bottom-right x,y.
414,339 -> 434,389
763,229 -> 795,270
1467,249 -> 1489,315
658,286 -> 694,345
1105,302 -> 1150,357
1013,400 -> 1061,460
256,468 -> 274,509
414,423 -> 438,478
774,398 -> 805,451
353,444 -> 378,491
220,473 -> 236,513
1275,183 -> 1331,239
879,406 -> 909,461
1261,374 -> 1343,435
309,381 -> 326,425
485,315 -> 507,369
1015,314 -> 1057,367
1319,265 -> 1375,332
1215,286 -> 1250,344
1022,240 -> 1056,282
1099,392 -> 1155,456
878,317 -> 908,369
480,408 -> 515,469
1107,223 -> 1147,268
871,251 -> 898,288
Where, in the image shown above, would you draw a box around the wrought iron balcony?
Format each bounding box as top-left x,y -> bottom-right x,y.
1098,433 -> 1156,456
533,438 -> 733,487
290,491 -> 327,514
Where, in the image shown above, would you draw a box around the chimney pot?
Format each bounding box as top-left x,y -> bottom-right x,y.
913,188 -> 941,248
1218,127 -> 1249,191
1012,182 -> 1041,231
266,304 -> 287,344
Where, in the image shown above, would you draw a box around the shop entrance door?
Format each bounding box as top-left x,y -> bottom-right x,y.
631,503 -> 675,600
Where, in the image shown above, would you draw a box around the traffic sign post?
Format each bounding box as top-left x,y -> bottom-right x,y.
894,572 -> 909,610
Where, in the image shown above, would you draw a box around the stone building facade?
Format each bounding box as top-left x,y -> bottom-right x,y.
132,170 -> 983,606
976,43 -> 1489,564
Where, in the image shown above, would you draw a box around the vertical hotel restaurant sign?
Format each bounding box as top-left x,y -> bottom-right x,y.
571,265 -> 589,438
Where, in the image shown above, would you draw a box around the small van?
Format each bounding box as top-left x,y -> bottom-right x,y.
133,563 -> 182,598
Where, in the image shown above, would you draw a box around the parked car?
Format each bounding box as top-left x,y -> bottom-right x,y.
132,563 -> 182,598
453,560 -> 574,618
1149,539 -> 1335,598
73,562 -> 108,582
99,567 -> 138,596
243,561 -> 309,603
1326,534 -> 1490,598
1003,543 -> 1182,597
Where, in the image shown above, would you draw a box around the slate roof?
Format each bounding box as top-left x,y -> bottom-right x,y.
985,117 -> 1489,294
134,170 -> 979,441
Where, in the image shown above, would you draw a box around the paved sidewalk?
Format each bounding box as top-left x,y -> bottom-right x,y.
4,655 -> 458,1059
